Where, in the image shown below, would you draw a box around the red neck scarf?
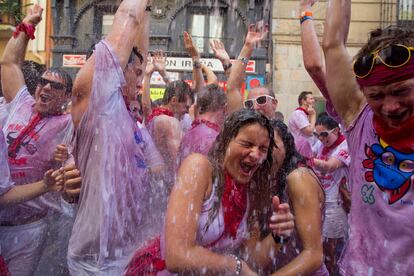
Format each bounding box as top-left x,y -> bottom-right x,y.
222,171 -> 247,239
8,112 -> 43,159
146,107 -> 174,123
373,114 -> 414,153
321,133 -> 346,157
296,107 -> 309,116
191,119 -> 220,132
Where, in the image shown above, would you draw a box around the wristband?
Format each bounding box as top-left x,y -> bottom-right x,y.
272,232 -> 290,244
223,62 -> 232,71
238,57 -> 249,66
300,11 -> 313,18
229,255 -> 242,275
13,22 -> 36,40
300,16 -> 313,24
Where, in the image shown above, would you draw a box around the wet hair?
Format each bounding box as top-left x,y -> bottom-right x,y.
196,84 -> 227,115
46,68 -> 73,94
298,91 -> 312,106
152,98 -> 163,108
162,80 -> 192,105
354,26 -> 414,62
274,111 -> 284,122
270,120 -> 306,203
22,61 -> 46,96
316,113 -> 339,130
205,108 -> 275,233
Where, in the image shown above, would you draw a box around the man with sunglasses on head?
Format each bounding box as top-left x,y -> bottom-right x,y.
288,91 -> 317,159
323,0 -> 414,274
0,4 -> 80,275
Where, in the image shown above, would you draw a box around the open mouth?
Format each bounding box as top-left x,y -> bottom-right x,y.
240,162 -> 257,177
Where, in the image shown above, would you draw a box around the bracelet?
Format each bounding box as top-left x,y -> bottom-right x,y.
272,232 -> 290,244
145,5 -> 152,11
238,57 -> 249,66
193,60 -> 202,69
300,10 -> 313,18
13,22 -> 36,40
300,16 -> 313,24
229,255 -> 242,275
223,62 -> 232,71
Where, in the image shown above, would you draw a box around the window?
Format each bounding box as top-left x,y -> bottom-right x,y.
398,0 -> 414,24
188,8 -> 225,53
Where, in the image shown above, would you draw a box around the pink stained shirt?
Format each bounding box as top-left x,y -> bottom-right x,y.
288,109 -> 314,159
339,104 -> 414,275
68,40 -> 150,272
0,87 -> 72,223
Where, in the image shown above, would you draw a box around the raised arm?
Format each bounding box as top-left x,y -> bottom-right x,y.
184,32 -> 205,93
300,0 -> 330,100
322,0 -> 365,127
1,5 -> 43,103
71,0 -> 150,127
142,55 -> 155,121
227,23 -> 268,114
201,64 -> 219,85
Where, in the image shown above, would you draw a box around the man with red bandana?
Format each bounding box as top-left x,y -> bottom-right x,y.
323,0 -> 414,274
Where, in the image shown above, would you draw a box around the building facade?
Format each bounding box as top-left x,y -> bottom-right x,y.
271,0 -> 414,118
50,0 -> 273,97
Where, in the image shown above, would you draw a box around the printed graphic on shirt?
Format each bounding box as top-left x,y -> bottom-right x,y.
362,138 -> 414,204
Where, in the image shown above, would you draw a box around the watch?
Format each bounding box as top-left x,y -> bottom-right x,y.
193,60 -> 202,69
238,57 -> 249,66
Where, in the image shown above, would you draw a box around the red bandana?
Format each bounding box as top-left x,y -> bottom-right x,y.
321,133 -> 346,157
146,107 -> 174,123
296,107 -> 309,116
356,57 -> 414,88
191,119 -> 220,132
222,171 -> 247,239
0,255 -> 10,276
8,112 -> 43,159
373,115 -> 414,153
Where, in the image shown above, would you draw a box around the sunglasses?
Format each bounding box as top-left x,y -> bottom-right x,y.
313,128 -> 335,138
244,95 -> 276,109
38,78 -> 66,90
353,44 -> 414,78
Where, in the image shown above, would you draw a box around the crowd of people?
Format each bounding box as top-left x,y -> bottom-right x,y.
0,0 -> 413,275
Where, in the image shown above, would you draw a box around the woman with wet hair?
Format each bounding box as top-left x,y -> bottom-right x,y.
312,114 -> 350,275
267,120 -> 328,276
126,109 -> 295,275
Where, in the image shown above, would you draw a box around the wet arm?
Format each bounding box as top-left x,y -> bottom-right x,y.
272,169 -> 324,276
313,157 -> 344,174
322,0 -> 365,128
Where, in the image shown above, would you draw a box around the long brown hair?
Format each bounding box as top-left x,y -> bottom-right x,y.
205,109 -> 275,233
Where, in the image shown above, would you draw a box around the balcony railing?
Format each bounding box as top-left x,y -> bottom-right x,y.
381,0 -> 414,28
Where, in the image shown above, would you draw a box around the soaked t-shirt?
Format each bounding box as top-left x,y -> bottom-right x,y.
339,105 -> 414,275
0,129 -> 13,196
178,122 -> 219,165
0,87 -> 72,222
68,40 -> 149,273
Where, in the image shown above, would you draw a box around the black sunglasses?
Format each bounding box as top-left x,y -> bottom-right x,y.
353,44 -> 414,78
38,78 -> 66,90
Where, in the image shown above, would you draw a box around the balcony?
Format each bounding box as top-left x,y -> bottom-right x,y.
381,0 -> 414,28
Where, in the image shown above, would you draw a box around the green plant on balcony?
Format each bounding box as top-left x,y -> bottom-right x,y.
0,0 -> 32,25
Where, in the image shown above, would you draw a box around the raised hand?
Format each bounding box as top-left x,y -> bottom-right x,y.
244,23 -> 269,48
300,0 -> 318,10
269,196 -> 295,239
183,31 -> 200,59
209,40 -> 230,64
145,54 -> 156,75
43,168 -> 64,192
22,4 -> 43,26
152,51 -> 167,73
